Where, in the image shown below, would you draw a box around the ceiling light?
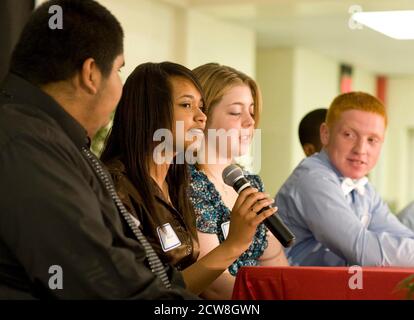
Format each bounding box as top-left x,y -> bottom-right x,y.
352,10 -> 414,40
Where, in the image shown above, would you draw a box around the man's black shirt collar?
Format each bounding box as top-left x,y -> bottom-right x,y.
1,73 -> 90,148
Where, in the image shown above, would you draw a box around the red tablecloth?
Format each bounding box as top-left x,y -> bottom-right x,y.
232,266 -> 414,300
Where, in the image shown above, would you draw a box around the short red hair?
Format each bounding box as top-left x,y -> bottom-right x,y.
326,91 -> 387,128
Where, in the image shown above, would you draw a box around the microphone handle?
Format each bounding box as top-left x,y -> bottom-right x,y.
257,206 -> 295,248
232,176 -> 295,247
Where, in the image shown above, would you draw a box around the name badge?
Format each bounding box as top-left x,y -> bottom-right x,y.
221,221 -> 230,240
157,223 -> 181,252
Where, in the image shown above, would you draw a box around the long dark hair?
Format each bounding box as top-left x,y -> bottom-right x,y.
101,62 -> 203,236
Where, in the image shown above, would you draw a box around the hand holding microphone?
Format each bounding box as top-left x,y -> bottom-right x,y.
224,185 -> 277,253
223,164 -> 295,248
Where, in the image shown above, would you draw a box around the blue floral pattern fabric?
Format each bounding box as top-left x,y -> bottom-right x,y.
189,165 -> 268,276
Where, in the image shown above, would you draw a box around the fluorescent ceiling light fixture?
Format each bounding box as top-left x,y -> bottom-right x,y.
352,10 -> 414,40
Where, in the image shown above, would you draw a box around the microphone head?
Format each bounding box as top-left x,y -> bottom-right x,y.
222,164 -> 244,187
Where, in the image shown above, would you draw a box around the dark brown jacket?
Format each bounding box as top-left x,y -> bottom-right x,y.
105,159 -> 200,271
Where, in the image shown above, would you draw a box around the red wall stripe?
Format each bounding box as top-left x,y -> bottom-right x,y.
376,76 -> 387,106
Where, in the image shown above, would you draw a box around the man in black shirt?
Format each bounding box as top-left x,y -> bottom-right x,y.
0,0 -> 196,299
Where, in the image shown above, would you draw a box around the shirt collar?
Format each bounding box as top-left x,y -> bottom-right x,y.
316,149 -> 368,196
341,177 -> 368,196
315,149 -> 343,178
1,73 -> 89,149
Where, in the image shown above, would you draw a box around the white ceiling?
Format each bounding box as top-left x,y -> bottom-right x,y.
177,0 -> 414,76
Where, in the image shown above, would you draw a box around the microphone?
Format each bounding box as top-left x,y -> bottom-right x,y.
222,164 -> 295,248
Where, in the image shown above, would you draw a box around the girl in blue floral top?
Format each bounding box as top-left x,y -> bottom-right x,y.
190,63 -> 289,299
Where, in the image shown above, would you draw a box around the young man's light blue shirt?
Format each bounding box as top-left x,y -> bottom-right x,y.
276,149 -> 414,266
398,202 -> 414,232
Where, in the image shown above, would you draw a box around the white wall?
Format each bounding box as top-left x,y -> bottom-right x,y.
257,48 -> 295,194
257,47 -> 339,195
384,76 -> 414,211
185,9 -> 256,77
99,0 -> 186,79
353,66 -> 376,95
99,0 -> 256,79
292,47 -> 339,167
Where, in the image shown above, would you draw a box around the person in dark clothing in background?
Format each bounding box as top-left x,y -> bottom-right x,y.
0,0 -> 196,299
298,108 -> 327,157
